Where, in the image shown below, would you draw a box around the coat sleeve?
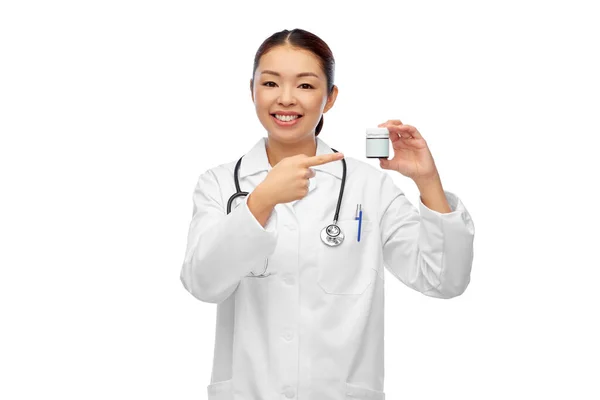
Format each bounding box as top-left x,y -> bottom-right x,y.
379,173 -> 475,299
180,169 -> 278,304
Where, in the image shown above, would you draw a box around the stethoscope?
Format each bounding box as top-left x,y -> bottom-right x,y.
226,148 -> 347,278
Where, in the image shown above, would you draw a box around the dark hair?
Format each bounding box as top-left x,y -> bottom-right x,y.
252,29 -> 335,137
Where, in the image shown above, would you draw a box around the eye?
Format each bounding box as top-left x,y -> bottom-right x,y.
262,82 -> 314,89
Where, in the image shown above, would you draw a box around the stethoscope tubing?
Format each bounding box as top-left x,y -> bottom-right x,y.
226,148 -> 347,276
227,148 -> 346,217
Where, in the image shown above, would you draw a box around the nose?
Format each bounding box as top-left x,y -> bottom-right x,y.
277,85 -> 296,106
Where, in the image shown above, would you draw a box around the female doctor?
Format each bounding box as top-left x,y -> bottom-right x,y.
180,28 -> 475,400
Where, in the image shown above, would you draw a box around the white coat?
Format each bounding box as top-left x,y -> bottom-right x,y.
180,136 -> 475,400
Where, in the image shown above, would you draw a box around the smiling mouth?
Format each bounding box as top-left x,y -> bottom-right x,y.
271,114 -> 303,121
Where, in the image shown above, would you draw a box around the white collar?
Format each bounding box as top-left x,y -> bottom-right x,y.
237,136 -> 344,180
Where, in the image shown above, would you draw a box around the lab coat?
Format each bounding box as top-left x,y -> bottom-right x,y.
180,136 -> 475,400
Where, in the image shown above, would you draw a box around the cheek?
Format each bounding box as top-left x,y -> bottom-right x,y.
253,88 -> 272,103
253,92 -> 266,105
301,95 -> 324,110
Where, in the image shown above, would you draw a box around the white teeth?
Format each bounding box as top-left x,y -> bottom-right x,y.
275,114 -> 299,122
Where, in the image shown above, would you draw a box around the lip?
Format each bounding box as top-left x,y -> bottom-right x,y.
271,111 -> 302,116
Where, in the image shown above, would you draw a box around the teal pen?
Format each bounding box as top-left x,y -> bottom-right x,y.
355,204 -> 362,242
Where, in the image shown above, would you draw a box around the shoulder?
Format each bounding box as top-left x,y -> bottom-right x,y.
189,160 -> 239,211
195,158 -> 237,185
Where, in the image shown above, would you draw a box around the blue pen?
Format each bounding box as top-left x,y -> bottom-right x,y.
355,204 -> 362,242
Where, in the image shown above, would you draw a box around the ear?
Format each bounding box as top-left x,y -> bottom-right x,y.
250,79 -> 255,103
322,85 -> 338,114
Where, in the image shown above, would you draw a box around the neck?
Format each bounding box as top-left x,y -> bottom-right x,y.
265,135 -> 317,167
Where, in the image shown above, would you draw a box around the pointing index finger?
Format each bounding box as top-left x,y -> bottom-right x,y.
303,152 -> 344,167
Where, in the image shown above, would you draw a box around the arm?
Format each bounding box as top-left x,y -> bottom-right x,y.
380,173 -> 475,299
179,170 -> 278,304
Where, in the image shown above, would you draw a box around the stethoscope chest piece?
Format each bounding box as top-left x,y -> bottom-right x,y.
321,223 -> 344,247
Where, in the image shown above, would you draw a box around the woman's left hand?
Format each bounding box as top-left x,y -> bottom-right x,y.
377,119 -> 439,184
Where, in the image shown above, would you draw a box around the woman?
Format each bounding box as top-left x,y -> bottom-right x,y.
180,28 -> 475,400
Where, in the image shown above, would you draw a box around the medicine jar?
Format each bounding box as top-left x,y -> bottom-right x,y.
366,128 -> 390,158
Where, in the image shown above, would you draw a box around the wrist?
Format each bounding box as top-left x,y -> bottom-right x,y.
253,184 -> 277,208
247,185 -> 277,228
414,172 -> 441,191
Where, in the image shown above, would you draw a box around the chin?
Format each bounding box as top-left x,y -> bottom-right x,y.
269,131 -> 305,141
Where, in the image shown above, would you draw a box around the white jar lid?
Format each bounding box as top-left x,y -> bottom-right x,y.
366,127 -> 389,138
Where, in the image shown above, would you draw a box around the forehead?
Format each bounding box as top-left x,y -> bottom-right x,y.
257,46 -> 324,79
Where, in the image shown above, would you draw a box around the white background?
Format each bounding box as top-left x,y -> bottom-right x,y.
1,0 -> 599,399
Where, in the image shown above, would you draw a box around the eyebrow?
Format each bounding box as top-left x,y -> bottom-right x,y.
260,70 -> 320,79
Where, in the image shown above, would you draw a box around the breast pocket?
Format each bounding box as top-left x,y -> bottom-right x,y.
317,219 -> 376,295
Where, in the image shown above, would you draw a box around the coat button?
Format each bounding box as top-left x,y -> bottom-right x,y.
283,329 -> 294,341
284,388 -> 295,398
284,275 -> 295,285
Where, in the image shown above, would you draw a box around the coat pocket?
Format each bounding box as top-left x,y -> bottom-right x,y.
317,219 -> 375,295
207,378 -> 233,400
345,381 -> 385,399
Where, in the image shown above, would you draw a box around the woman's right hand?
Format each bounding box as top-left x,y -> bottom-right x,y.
258,152 -> 344,206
